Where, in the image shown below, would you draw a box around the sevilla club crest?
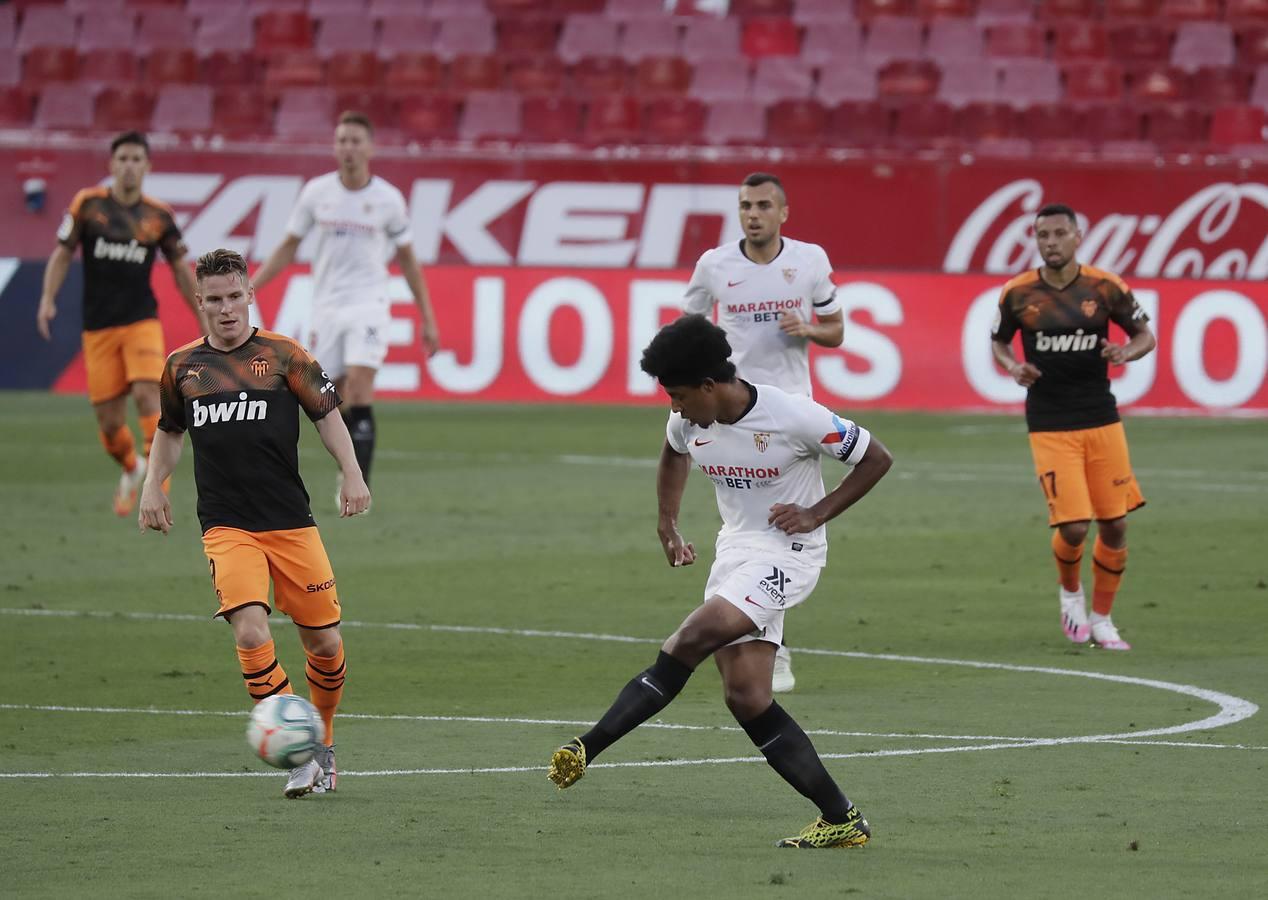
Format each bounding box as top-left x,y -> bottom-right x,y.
753,432 -> 770,452
782,268 -> 797,284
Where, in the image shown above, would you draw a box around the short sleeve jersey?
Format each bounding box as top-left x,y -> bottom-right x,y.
158,329 -> 342,534
286,172 -> 413,312
666,383 -> 871,566
56,187 -> 187,332
683,238 -> 842,397
992,266 -> 1150,432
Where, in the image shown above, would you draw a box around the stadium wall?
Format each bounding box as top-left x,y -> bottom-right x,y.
6,261 -> 1266,414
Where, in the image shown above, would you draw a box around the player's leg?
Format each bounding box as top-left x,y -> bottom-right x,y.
205,528 -> 290,702
716,641 -> 869,849
341,365 -> 377,485
547,596 -> 754,789
1029,431 -> 1094,643
121,319 -> 165,461
85,326 -> 143,515
267,526 -> 344,792
308,316 -> 351,510
1082,423 -> 1144,649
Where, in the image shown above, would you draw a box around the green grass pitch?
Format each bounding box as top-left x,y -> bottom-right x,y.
1,392 -> 1266,899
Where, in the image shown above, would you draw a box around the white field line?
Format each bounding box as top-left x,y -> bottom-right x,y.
0,606 -> 1261,779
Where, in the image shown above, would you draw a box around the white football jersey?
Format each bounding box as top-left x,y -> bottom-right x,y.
682,237 -> 841,397
286,172 -> 413,312
666,383 -> 870,566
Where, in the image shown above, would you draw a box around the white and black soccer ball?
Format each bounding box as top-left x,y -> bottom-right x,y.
246,694 -> 322,769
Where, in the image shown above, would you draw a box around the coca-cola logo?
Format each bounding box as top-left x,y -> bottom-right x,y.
945,180 -> 1268,281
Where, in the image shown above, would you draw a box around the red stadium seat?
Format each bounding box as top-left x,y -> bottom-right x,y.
383,53 -> 444,93
146,48 -> 200,85
150,84 -> 213,134
377,17 -> 437,58
1017,101 -> 1077,139
1228,0 -> 1268,21
327,52 -> 380,89
433,17 -> 497,61
1144,103 -> 1208,147
681,16 -> 741,64
644,96 -> 706,143
959,101 -> 1017,139
135,8 -> 193,53
0,87 -> 34,126
255,11 -> 313,51
36,85 -> 95,131
1109,24 -> 1173,62
334,90 -> 395,129
1000,59 -> 1062,106
80,49 -> 140,86
0,8 -> 14,51
877,60 -> 941,98
752,58 -> 815,103
1172,23 -> 1236,71
497,15 -> 561,56
855,0 -> 916,20
917,0 -> 976,19
398,95 -> 458,140
827,100 -> 891,144
766,98 -> 828,144
264,52 -> 324,88
314,14 -> 377,56
865,18 -> 926,65
986,23 -> 1047,58
95,85 -> 154,130
584,93 -> 642,143
559,14 -> 619,64
274,88 -> 335,139
732,0 -> 795,14
23,46 -> 78,85
1104,0 -> 1161,18
1038,0 -> 1096,19
635,57 -> 693,96
976,0 -> 1035,25
449,54 -> 503,92
1086,103 -> 1145,141
927,20 -> 986,63
17,8 -> 75,53
520,95 -> 583,142
893,100 -> 958,147
1191,66 -> 1252,105
203,51 -> 261,87
213,87 -> 275,137
794,0 -> 858,26
620,18 -> 682,63
816,64 -> 880,104
703,98 -> 767,145
459,90 -> 523,141
1209,104 -> 1267,144
1131,65 -> 1190,102
801,22 -> 864,66
508,56 -> 566,94
742,17 -> 801,57
1239,27 -> 1268,67
1063,62 -> 1126,103
938,60 -> 1001,105
1160,0 -> 1221,20
572,56 -> 630,95
1054,23 -> 1109,60
79,11 -> 139,52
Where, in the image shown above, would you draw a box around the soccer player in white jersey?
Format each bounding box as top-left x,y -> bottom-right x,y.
683,171 -> 846,692
252,111 -> 440,507
548,315 -> 893,849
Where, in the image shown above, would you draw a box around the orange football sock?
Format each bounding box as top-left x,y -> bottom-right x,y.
1091,537 -> 1128,616
99,425 -> 137,472
139,412 -> 159,457
305,643 -> 346,746
237,640 -> 292,703
1051,530 -> 1084,593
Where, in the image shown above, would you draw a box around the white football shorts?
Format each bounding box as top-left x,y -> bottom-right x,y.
704,546 -> 822,647
307,304 -> 390,379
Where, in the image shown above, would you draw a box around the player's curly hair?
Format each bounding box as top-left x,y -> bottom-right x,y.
640,314 -> 736,387
194,248 -> 248,285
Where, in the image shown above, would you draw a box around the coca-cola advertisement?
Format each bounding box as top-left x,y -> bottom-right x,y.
3,146 -> 1266,279
12,263 -> 1264,413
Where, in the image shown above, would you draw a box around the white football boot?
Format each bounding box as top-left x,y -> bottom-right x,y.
1059,587 -> 1091,643
772,645 -> 796,693
1090,614 -> 1131,650
284,758 -> 321,799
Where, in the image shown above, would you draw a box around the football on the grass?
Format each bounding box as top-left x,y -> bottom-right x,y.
246,694 -> 322,769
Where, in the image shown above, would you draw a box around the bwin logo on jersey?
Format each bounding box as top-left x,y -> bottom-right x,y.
92,237 -> 148,264
1035,330 -> 1098,352
192,392 -> 268,427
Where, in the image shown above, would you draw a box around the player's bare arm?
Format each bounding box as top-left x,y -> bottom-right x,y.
1100,322 -> 1156,366
778,309 -> 844,347
394,242 -> 440,356
315,412 -> 371,517
769,436 -> 894,535
168,253 -> 205,332
250,234 -> 302,292
138,428 -> 184,535
36,243 -> 74,340
656,440 -> 696,568
991,337 -> 1042,387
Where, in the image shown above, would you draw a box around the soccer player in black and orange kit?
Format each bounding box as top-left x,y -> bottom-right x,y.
37,130 -> 201,516
991,203 -> 1156,651
138,249 -> 370,798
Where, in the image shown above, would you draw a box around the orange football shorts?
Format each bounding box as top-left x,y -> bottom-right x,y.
202,526 -> 340,628
1028,422 -> 1145,527
82,318 -> 166,404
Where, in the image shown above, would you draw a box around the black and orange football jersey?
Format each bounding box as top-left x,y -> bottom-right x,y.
158,329 -> 342,534
57,187 -> 187,332
994,266 -> 1150,432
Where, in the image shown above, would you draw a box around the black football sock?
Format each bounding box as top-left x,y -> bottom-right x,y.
345,405 -> 375,484
579,651 -> 694,761
740,701 -> 851,823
